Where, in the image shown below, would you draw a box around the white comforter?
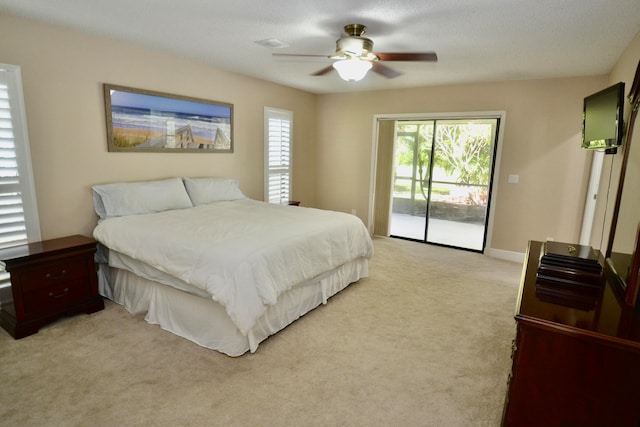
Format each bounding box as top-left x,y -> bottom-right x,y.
93,199 -> 373,335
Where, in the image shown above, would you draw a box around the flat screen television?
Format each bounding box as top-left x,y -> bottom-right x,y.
582,82 -> 625,153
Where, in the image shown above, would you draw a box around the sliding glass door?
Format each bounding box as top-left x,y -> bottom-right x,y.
389,118 -> 498,252
390,121 -> 432,240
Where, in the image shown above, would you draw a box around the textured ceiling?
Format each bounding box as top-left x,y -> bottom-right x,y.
1,0 -> 639,94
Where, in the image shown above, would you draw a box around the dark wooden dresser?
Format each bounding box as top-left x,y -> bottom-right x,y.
0,235 -> 104,338
502,240 -> 640,427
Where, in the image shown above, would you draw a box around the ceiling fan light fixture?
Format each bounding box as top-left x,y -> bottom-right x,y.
273,23 -> 438,82
332,59 -> 372,82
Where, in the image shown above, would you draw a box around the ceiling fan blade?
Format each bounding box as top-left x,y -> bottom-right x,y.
372,62 -> 402,79
311,65 -> 335,76
273,53 -> 329,59
376,52 -> 438,62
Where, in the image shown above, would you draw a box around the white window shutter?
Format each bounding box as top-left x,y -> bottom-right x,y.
0,65 -> 41,301
264,108 -> 292,204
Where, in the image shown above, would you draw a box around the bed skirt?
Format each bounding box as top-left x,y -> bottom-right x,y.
97,259 -> 368,356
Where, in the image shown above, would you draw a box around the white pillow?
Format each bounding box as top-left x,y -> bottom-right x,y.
183,177 -> 246,205
92,177 -> 193,220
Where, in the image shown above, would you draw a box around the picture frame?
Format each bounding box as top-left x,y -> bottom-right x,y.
103,84 -> 233,153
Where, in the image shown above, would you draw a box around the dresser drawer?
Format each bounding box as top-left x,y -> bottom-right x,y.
21,279 -> 91,315
18,256 -> 90,292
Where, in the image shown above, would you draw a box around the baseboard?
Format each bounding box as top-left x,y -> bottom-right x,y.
486,247 -> 525,264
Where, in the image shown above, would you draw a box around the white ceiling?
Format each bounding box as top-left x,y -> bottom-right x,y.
1,0 -> 639,94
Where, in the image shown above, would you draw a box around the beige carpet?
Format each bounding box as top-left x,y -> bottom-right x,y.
0,237 -> 522,426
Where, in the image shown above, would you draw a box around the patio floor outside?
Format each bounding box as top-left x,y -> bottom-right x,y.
389,213 -> 485,251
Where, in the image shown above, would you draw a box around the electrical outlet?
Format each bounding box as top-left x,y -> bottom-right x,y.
351,209 -> 357,215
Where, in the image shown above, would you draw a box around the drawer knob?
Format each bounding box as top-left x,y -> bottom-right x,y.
46,270 -> 67,280
48,288 -> 70,299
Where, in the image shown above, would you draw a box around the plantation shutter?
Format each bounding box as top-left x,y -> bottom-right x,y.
264,108 -> 292,204
0,65 -> 41,303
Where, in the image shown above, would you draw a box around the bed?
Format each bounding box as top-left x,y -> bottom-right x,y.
91,177 -> 373,356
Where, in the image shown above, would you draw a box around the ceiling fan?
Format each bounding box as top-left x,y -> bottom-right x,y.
273,24 -> 438,82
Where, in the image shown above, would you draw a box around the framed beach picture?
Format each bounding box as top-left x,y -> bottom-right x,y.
103,84 -> 233,153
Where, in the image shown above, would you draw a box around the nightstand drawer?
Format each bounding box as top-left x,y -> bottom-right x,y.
22,279 -> 91,315
19,256 -> 90,292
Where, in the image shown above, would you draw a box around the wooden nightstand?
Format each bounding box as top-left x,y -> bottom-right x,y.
0,235 -> 104,339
